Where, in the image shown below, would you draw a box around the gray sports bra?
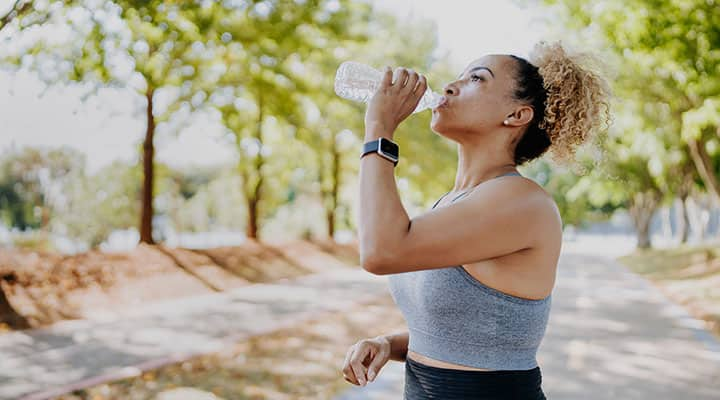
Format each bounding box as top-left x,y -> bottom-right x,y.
387,171 -> 552,370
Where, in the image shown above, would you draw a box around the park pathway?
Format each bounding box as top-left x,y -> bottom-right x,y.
0,268 -> 389,400
334,234 -> 720,400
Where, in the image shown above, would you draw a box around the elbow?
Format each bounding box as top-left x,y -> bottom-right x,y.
360,251 -> 387,275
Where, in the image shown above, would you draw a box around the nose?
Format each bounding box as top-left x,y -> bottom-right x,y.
443,82 -> 457,96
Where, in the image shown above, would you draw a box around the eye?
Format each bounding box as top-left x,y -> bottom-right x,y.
470,74 -> 485,82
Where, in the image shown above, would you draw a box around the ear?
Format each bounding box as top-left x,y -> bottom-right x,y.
504,105 -> 534,127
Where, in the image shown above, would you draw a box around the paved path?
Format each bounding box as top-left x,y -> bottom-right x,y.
334,237 -> 720,400
0,269 -> 389,400
3,234 -> 720,400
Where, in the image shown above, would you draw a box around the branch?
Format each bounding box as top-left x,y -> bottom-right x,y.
0,0 -> 33,32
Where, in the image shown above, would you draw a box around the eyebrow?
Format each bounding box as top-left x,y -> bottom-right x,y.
457,66 -> 495,79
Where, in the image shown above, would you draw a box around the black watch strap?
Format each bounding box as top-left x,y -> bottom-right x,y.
361,138 -> 399,166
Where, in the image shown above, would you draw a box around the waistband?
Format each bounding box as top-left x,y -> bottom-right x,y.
404,356 -> 545,400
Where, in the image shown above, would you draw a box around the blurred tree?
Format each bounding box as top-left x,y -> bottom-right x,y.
203,0 -> 372,240
0,182 -> 26,228
0,0 -> 76,31
55,160 -> 141,248
544,0 -> 720,217
0,0 -> 32,30
1,0 -> 222,244
159,164 -> 247,234
0,146 -> 82,231
536,0 -> 720,247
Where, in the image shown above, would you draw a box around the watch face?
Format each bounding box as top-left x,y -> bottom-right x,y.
379,138 -> 399,159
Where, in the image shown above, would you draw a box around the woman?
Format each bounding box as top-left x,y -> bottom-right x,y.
341,41 -> 610,399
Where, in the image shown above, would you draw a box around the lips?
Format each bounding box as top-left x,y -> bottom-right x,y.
433,96 -> 449,110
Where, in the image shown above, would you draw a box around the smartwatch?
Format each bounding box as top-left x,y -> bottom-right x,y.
361,137 -> 399,166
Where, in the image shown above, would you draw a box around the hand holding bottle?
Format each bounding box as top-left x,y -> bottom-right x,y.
334,61 -> 442,115
364,67 -> 428,138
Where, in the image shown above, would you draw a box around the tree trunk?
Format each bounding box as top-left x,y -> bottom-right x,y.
688,138 -> 720,204
660,206 -> 672,240
687,194 -> 712,242
629,190 -> 660,249
244,94 -> 264,240
679,195 -> 690,244
139,87 -> 156,244
245,194 -> 259,239
326,135 -> 340,241
675,166 -> 694,245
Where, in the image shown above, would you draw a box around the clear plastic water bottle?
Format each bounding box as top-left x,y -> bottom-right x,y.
334,61 -> 443,113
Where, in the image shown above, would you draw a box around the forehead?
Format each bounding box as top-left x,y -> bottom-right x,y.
462,55 -> 514,78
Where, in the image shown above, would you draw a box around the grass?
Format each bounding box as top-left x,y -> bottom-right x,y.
56,293 -> 407,400
617,240 -> 720,338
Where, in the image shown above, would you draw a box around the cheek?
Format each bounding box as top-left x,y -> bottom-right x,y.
463,88 -> 506,119
465,99 -> 505,126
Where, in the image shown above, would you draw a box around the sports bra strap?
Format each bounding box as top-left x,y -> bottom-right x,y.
431,192 -> 450,209
430,171 -> 522,210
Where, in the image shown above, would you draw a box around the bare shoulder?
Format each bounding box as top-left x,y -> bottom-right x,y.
515,175 -> 563,250
508,174 -> 558,211
520,175 -> 562,227
483,174 -> 562,244
484,174 -> 558,211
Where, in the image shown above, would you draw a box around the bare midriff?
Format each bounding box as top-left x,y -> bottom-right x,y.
407,350 -> 494,371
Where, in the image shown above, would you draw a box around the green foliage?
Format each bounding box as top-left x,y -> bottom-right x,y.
193,0 -> 374,235
160,165 -> 246,233
0,146 -> 83,231
56,160 -> 141,248
0,181 -> 35,230
537,0 -> 720,237
682,99 -> 720,142
7,0 -> 666,245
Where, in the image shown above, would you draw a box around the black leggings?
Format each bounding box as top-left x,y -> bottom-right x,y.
404,356 -> 547,400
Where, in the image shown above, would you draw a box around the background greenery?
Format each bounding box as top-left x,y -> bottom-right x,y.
0,0 -> 718,251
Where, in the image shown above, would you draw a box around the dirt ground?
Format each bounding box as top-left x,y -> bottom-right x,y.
0,238 -> 360,332
57,293 -> 407,400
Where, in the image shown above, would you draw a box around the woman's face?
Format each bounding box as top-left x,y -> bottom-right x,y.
431,55 -> 519,137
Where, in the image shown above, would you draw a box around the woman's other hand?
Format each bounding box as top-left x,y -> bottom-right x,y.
341,335 -> 391,386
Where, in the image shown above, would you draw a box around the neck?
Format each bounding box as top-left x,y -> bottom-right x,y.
453,130 -> 518,192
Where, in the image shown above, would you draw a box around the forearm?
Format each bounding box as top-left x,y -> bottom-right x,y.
358,127 -> 410,265
376,331 -> 409,362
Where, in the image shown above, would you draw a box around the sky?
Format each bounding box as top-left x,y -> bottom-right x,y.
0,0 -> 550,174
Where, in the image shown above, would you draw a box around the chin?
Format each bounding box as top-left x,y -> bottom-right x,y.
430,113 -> 449,135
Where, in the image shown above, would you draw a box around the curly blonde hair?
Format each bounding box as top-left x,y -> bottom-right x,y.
512,41 -> 611,174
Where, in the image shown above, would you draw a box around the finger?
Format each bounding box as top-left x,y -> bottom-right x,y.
393,67 -> 408,88
380,66 -> 392,89
350,360 -> 367,386
350,346 -> 370,385
366,348 -> 387,382
343,369 -> 359,386
401,69 -> 419,95
342,347 -> 359,385
414,74 -> 428,95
